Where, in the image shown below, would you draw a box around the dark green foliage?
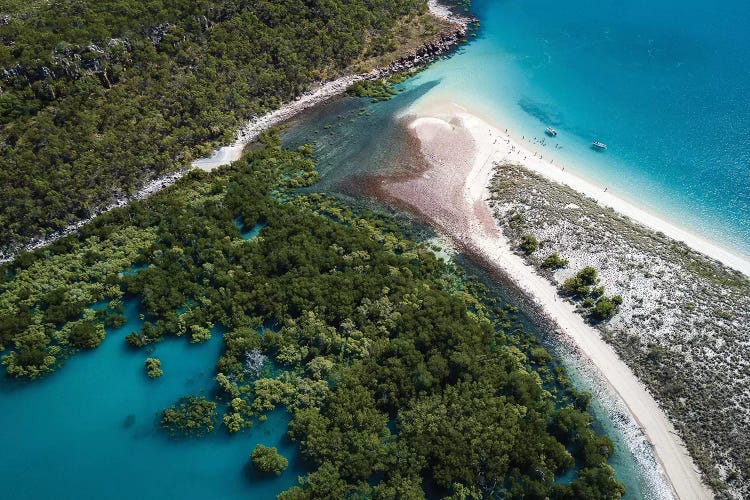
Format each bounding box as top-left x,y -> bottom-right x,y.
563,266 -> 599,296
346,75 -> 404,102
591,297 -> 616,320
68,320 -> 105,349
520,233 -> 539,254
125,332 -> 149,348
0,0 -> 430,251
251,445 -> 289,475
568,464 -> 626,499
1,136 -> 624,497
105,313 -> 126,328
542,252 -> 569,270
563,267 -> 622,322
161,396 -> 217,437
145,357 -> 163,379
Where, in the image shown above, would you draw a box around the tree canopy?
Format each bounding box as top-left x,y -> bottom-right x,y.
0,133 -> 625,497
0,0 -> 442,252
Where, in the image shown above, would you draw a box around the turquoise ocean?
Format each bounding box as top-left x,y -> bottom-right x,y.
431,0 -> 750,257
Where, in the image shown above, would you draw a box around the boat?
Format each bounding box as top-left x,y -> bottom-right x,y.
545,127 -> 558,137
592,141 -> 607,150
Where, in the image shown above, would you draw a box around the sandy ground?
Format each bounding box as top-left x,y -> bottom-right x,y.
470,107 -> 750,278
376,101 -> 713,499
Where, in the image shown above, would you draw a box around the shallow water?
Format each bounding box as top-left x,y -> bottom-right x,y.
282,65 -> 672,500
284,99 -> 671,497
0,298 -> 305,499
422,0 -> 750,257
234,218 -> 267,240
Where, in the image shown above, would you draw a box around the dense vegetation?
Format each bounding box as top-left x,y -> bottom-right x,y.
161,395 -> 217,437
542,252 -> 569,270
346,74 -> 408,102
0,0 -> 448,253
0,134 -> 625,497
520,233 -> 539,254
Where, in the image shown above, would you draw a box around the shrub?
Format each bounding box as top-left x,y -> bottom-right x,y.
591,298 -> 617,321
562,267 -> 600,298
190,325 -> 212,343
577,267 -> 599,286
69,321 -> 105,349
520,234 -> 539,254
223,412 -> 244,434
561,267 -> 623,322
126,332 -> 149,348
542,252 -> 569,270
161,396 -> 217,437
145,357 -> 163,379
563,278 -> 590,298
106,313 -> 127,328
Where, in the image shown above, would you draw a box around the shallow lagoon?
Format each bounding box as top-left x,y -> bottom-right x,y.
0,297 -> 305,499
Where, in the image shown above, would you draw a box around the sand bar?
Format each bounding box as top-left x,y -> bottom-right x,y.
377,101 -> 713,499
453,100 -> 750,278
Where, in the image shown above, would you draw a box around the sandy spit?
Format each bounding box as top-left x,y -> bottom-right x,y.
373,101 -> 713,500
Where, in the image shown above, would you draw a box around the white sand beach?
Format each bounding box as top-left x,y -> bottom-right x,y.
379,100 -> 715,499
193,75 -> 365,171
193,1 -> 470,172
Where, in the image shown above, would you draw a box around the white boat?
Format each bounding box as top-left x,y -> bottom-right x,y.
592,141 -> 607,150
545,127 -> 558,137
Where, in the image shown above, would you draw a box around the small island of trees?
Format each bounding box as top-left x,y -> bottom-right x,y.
251,445 -> 289,476
145,357 -> 163,379
563,267 -> 623,321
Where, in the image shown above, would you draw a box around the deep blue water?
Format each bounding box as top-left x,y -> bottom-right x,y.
423,0 -> 750,256
0,297 -> 305,499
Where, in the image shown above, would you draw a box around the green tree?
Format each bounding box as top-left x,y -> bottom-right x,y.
145,357 -> 163,378
251,445 -> 289,475
542,252 -> 569,270
69,320 -> 105,349
161,396 -> 217,437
